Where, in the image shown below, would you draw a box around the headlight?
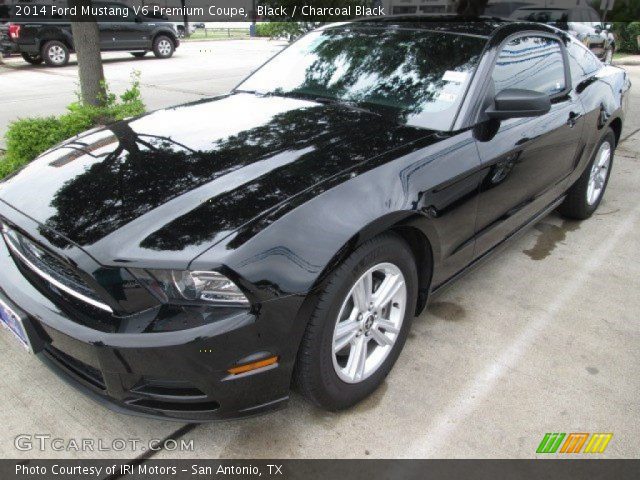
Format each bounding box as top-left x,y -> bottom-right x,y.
129,268 -> 249,306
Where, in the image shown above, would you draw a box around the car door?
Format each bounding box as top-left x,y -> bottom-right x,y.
112,5 -> 149,50
95,2 -> 117,50
473,34 -> 586,257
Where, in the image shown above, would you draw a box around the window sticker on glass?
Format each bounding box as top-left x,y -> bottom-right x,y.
437,92 -> 458,102
443,71 -> 468,84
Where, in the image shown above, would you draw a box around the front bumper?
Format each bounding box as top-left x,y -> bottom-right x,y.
0,235 -> 297,421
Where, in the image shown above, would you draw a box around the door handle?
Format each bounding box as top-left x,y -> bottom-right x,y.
567,111 -> 582,128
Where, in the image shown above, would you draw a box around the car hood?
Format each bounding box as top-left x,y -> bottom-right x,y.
0,93 -> 430,268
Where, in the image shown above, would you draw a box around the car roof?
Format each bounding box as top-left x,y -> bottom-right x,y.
346,15 -> 507,38
326,14 -> 560,40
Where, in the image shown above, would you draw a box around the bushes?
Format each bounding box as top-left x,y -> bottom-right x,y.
1,117 -> 69,178
255,22 -> 304,39
0,72 -> 144,179
612,22 -> 640,54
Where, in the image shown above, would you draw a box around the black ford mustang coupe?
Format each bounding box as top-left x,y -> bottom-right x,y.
0,18 -> 630,420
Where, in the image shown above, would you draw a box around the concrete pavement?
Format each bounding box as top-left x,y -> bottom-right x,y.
0,39 -> 287,149
0,44 -> 638,459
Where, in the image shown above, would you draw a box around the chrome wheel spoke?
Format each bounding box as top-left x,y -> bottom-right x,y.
352,271 -> 372,311
333,319 -> 360,353
376,318 -> 399,335
345,336 -> 368,381
370,327 -> 393,346
372,273 -> 403,310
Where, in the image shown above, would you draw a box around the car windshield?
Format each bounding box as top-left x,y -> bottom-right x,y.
237,26 -> 487,131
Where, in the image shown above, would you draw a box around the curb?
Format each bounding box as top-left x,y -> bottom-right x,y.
613,57 -> 640,66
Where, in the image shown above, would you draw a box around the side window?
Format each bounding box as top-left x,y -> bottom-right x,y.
119,6 -> 135,22
567,40 -> 601,86
492,36 -> 566,96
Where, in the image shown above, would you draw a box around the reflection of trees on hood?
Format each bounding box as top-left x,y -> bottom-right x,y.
41,103 -> 420,249
138,109 -> 428,252
41,25 -> 483,251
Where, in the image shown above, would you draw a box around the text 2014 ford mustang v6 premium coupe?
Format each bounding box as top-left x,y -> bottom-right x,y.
0,18 -> 630,420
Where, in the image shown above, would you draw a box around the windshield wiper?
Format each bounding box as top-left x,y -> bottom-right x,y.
288,92 -> 382,117
235,89 -> 268,96
236,90 -> 382,117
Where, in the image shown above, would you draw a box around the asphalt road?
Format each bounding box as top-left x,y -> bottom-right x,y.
0,42 -> 639,459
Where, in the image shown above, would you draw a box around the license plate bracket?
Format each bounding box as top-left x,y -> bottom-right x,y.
0,297 -> 32,352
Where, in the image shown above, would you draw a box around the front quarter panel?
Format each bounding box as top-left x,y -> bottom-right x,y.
191,130 -> 483,301
578,65 -> 628,163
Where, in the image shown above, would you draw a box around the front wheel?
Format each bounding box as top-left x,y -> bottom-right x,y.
21,52 -> 43,65
294,233 -> 419,410
559,129 -> 615,220
153,36 -> 175,59
41,40 -> 70,67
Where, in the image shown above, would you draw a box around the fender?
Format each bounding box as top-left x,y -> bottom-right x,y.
36,25 -> 73,51
192,129 -> 483,306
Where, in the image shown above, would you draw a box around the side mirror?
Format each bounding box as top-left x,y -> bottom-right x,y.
486,89 -> 551,120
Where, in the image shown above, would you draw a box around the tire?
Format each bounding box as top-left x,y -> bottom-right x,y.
152,35 -> 175,59
294,233 -> 419,410
559,129 -> 615,220
21,52 -> 43,65
130,51 -> 147,58
41,40 -> 70,67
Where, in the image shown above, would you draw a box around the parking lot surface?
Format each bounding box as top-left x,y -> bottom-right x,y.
0,42 -> 639,459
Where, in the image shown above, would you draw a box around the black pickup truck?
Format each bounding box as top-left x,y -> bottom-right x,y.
1,2 -> 179,67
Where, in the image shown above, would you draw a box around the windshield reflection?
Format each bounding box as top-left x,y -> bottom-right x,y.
237,26 -> 486,130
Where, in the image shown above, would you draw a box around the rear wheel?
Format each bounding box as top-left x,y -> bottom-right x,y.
41,40 -> 69,67
559,129 -> 615,220
130,51 -> 147,58
153,36 -> 174,59
21,52 -> 43,65
294,233 -> 419,410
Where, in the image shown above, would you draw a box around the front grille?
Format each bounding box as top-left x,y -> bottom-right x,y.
1,224 -> 112,312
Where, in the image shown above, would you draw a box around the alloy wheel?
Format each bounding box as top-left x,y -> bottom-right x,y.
158,40 -> 172,56
331,262 -> 407,384
48,45 -> 66,65
587,141 -> 611,205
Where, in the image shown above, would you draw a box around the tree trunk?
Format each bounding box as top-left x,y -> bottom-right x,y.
181,0 -> 190,38
69,0 -> 106,107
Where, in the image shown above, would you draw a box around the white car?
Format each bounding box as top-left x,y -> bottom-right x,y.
170,22 -> 196,38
